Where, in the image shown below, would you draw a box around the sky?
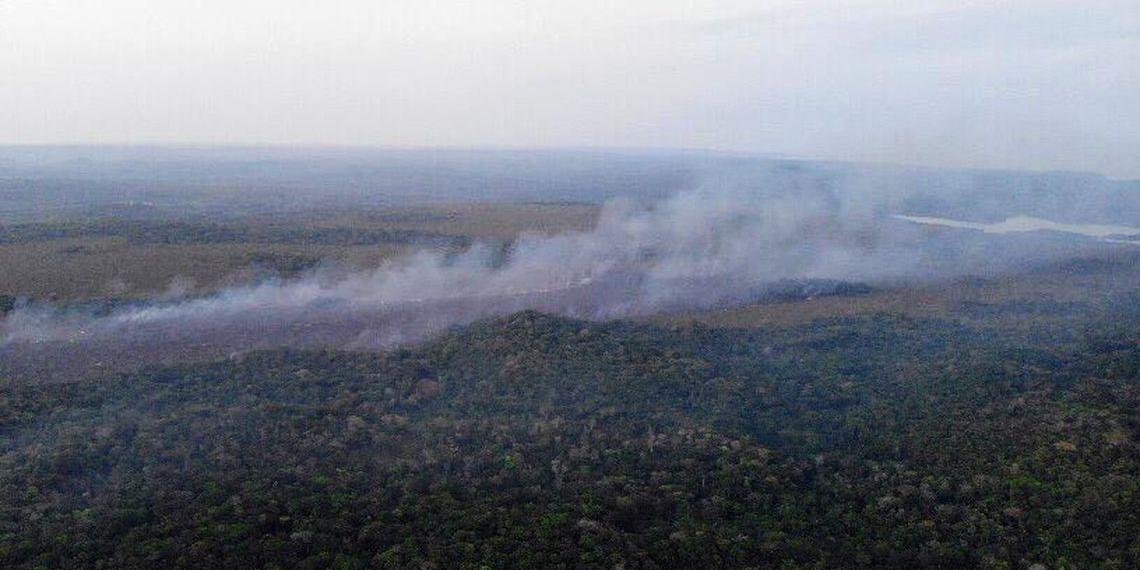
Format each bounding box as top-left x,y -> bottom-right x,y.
2,0 -> 1138,178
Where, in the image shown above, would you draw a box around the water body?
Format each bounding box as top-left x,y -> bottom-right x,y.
894,214 -> 1140,245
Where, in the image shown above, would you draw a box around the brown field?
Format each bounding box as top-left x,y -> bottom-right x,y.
0,239 -> 412,299
0,202 -> 600,301
301,202 -> 599,240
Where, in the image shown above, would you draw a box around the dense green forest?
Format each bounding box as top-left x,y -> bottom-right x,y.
2,294 -> 1139,568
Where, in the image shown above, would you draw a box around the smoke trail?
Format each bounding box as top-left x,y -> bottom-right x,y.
0,173 -> 1123,379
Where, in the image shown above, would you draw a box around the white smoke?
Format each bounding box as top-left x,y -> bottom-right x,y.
0,174 -> 1122,377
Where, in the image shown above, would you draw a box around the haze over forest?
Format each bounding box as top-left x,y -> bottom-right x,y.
2,2 -> 1139,569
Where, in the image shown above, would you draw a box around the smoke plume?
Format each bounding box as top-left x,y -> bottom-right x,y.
0,169 -> 1130,380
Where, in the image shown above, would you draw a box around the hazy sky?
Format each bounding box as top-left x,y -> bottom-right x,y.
2,1 -> 1138,177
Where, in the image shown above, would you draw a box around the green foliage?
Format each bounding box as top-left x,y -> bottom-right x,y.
1,310 -> 1138,568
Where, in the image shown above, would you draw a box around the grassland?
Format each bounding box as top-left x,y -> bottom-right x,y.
0,202 -> 599,301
